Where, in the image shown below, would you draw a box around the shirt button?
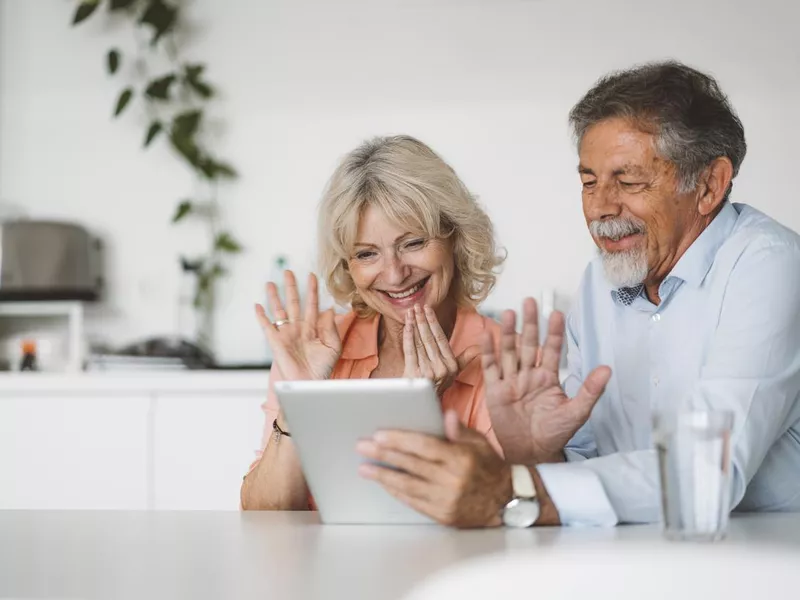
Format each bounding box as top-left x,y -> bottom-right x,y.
651,313 -> 661,322
653,377 -> 660,386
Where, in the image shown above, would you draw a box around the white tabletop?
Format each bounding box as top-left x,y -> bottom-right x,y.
1,511 -> 798,600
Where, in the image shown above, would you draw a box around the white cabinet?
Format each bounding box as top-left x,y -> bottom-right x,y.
0,393 -> 150,509
153,393 -> 265,510
0,372 -> 268,510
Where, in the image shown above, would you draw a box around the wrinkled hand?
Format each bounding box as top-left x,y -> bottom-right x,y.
357,410 -> 512,528
402,304 -> 480,398
255,270 -> 341,381
481,298 -> 612,464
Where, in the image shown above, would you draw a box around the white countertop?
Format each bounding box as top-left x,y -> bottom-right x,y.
0,370 -> 270,393
0,511 -> 797,600
0,369 -> 569,394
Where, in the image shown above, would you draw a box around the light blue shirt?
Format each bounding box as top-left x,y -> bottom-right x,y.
538,202 -> 800,525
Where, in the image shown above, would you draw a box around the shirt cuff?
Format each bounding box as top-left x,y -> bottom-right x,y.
537,463 -> 618,527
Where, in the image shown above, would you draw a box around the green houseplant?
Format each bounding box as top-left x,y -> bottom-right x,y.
71,0 -> 242,352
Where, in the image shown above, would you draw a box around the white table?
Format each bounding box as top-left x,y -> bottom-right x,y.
1,511 -> 798,600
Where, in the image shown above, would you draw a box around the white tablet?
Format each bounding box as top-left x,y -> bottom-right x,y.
274,378 -> 444,525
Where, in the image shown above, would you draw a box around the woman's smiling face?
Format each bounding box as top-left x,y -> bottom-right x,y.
347,204 -> 455,324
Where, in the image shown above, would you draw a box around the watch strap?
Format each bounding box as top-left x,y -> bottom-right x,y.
511,465 -> 536,499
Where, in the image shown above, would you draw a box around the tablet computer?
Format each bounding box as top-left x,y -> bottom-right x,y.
274,378 -> 444,525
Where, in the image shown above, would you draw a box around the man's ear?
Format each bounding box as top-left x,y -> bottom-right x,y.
697,157 -> 734,217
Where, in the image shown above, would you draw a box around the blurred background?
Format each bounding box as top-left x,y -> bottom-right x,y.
2,0 -> 798,368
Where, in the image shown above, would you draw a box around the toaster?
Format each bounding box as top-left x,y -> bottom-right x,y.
0,220 -> 103,301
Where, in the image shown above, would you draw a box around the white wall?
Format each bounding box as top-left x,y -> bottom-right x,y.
1,0 -> 798,364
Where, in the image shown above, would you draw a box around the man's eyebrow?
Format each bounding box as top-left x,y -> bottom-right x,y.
612,164 -> 647,176
578,164 -> 648,177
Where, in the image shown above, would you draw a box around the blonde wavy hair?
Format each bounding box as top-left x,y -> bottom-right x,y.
317,135 -> 505,317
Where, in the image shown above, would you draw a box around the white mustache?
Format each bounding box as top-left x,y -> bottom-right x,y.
589,218 -> 646,242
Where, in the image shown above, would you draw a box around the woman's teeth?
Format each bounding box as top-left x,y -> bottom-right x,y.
386,280 -> 425,299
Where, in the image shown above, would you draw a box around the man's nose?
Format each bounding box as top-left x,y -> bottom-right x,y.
585,182 -> 623,223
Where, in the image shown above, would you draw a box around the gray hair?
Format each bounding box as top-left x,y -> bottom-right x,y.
569,60 -> 747,201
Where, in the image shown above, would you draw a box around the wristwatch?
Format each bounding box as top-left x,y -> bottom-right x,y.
502,465 -> 540,527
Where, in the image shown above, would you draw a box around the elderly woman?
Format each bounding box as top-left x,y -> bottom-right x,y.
241,135 -> 505,512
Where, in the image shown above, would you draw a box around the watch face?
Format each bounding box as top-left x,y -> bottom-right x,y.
503,498 -> 540,528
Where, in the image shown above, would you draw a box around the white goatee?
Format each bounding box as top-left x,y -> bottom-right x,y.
589,217 -> 648,288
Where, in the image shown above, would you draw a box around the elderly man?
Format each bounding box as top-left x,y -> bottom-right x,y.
357,60 -> 800,527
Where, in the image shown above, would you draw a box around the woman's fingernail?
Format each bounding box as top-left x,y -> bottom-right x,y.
373,430 -> 389,444
356,440 -> 376,456
359,463 -> 377,479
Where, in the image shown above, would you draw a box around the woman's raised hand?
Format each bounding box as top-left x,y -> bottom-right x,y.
255,271 -> 342,381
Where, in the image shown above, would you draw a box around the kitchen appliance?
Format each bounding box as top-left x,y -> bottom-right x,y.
0,220 -> 103,301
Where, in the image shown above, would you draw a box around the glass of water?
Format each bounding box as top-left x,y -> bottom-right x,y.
653,409 -> 734,541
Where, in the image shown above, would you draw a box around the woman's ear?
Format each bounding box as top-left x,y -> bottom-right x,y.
697,157 -> 734,217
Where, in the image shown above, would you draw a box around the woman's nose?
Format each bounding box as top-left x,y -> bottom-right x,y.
382,254 -> 411,286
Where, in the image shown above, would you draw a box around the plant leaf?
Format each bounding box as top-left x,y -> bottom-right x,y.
72,0 -> 100,25
144,74 -> 176,100
171,110 -> 201,138
212,162 -> 237,178
107,49 -> 120,74
109,0 -> 137,9
169,111 -> 204,173
170,137 -> 201,169
113,87 -> 134,117
180,256 -> 203,272
184,63 -> 214,98
169,133 -> 203,172
198,158 -> 216,179
196,158 -> 237,180
187,78 -> 214,99
215,232 -> 242,253
184,64 -> 205,80
144,121 -> 162,147
172,200 -> 192,223
139,0 -> 178,46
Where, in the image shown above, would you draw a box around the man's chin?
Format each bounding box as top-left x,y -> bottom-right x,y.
599,251 -> 648,289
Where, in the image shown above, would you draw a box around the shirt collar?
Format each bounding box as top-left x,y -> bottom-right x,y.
339,307 -> 485,386
668,201 -> 739,288
339,312 -> 381,360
